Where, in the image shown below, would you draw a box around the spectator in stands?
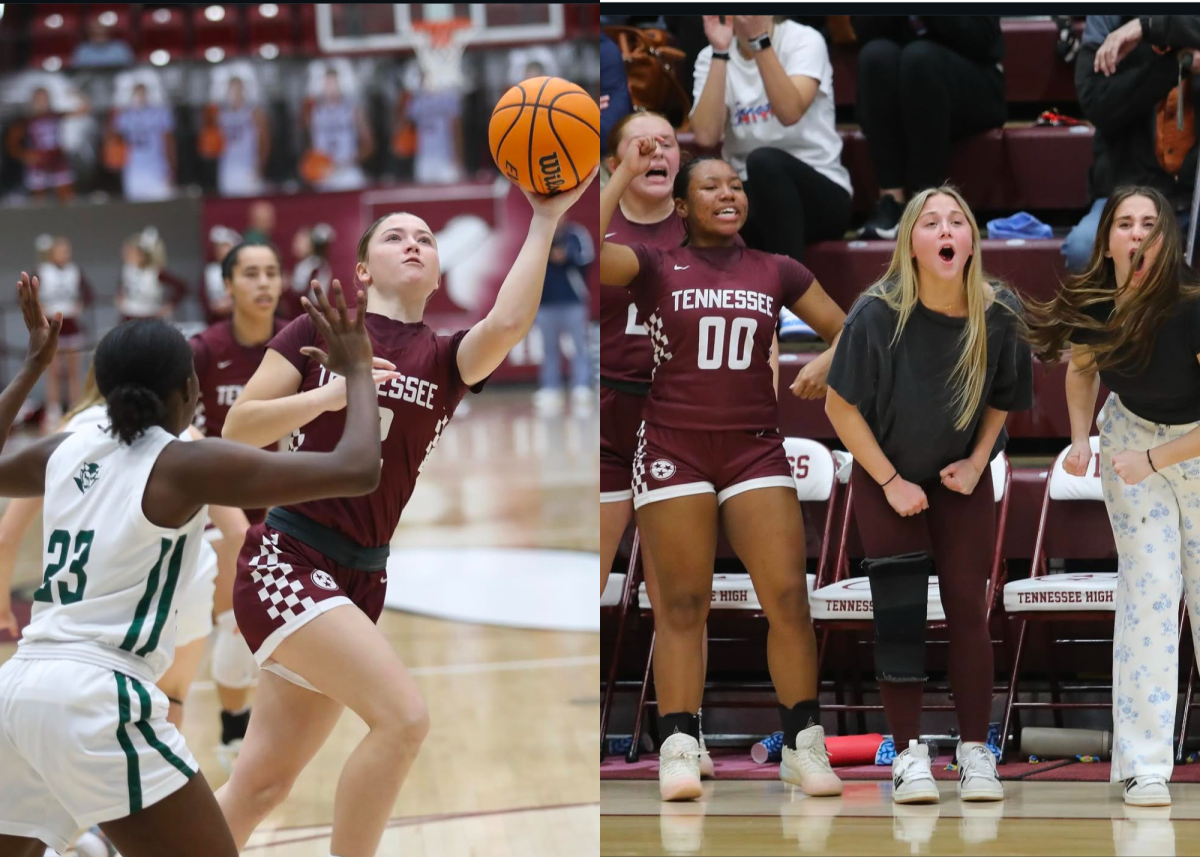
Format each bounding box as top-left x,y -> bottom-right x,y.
5,86 -> 75,202
284,223 -> 334,319
852,16 -> 1006,240
108,80 -> 176,202
70,17 -> 135,69
600,35 -> 634,158
404,70 -> 465,185
1027,186 -> 1200,807
690,15 -> 852,264
1062,16 -> 1200,273
242,200 -> 276,245
202,75 -> 271,198
825,186 -> 1031,805
115,227 -> 188,322
35,234 -> 92,428
202,225 -> 241,323
302,65 -> 374,191
533,220 -> 595,416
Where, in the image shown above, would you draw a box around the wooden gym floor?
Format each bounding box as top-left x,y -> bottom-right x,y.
1,390 -> 600,856
601,779 -> 1200,855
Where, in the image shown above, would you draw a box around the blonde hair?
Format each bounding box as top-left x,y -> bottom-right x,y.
60,366 -> 104,428
864,185 -> 1021,431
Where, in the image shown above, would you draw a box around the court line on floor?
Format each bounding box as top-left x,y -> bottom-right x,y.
188,654 -> 600,692
245,800 -> 599,849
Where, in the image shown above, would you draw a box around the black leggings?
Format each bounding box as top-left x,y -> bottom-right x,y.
850,461 -> 997,748
856,38 -> 1006,193
740,147 -> 852,264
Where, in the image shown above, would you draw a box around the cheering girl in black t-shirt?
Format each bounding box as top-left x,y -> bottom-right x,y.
1028,186 -> 1200,808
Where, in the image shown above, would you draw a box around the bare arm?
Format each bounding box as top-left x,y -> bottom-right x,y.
790,280 -> 846,344
600,144 -> 655,288
185,425 -> 251,544
151,285 -> 382,524
1065,349 -> 1101,447
0,494 -> 43,637
965,406 -> 1008,472
755,53 -> 818,127
825,387 -> 897,486
455,169 -> 599,387
690,54 -> 729,148
222,350 -> 337,449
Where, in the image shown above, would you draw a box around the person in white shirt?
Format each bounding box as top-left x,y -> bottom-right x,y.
690,15 -> 853,264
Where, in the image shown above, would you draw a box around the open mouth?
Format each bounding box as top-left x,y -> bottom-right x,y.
715,206 -> 739,222
938,244 -> 956,262
645,167 -> 668,179
1130,248 -> 1147,274
253,295 -> 274,306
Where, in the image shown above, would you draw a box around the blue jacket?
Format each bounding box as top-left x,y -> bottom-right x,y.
600,36 -> 633,155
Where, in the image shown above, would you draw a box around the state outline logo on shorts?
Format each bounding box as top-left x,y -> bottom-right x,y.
311,569 -> 338,591
650,459 -> 676,481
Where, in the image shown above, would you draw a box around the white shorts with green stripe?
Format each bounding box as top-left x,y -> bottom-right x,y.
0,656 -> 197,851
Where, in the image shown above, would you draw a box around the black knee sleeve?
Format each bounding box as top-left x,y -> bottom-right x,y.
864,551 -> 933,683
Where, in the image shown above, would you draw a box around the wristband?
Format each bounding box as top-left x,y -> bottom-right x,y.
1148,448 -> 1158,472
712,51 -> 730,61
881,472 -> 898,487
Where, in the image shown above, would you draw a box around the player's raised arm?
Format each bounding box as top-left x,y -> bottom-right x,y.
601,136 -> 658,289
158,284 -> 381,514
455,167 -> 598,388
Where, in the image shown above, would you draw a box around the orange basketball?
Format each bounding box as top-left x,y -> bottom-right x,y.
300,149 -> 333,184
489,76 -> 599,195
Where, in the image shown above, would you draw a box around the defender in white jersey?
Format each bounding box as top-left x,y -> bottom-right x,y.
0,272 -> 383,857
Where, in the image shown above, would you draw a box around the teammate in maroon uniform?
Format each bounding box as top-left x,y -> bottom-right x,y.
213,169 -> 596,856
601,139 -> 846,801
189,242 -> 287,769
5,87 -> 74,202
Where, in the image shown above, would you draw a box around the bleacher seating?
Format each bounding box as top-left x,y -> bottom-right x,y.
830,18 -> 1082,108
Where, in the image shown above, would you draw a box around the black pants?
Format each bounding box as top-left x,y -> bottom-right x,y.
856,38 -> 1006,193
740,147 -> 852,264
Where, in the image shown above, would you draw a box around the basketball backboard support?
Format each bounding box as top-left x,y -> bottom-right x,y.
315,4 -> 565,53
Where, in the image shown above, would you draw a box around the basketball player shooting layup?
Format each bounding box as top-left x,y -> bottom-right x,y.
0,272 -> 383,857
214,169 -> 596,857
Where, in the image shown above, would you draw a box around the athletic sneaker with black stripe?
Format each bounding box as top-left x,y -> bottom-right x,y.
956,741 -> 1004,801
891,739 -> 940,804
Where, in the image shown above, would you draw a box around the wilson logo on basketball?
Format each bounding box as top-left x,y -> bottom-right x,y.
539,152 -> 564,193
311,570 -> 338,591
650,460 -> 676,481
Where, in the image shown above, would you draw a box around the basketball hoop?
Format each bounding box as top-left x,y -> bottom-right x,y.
413,18 -> 471,92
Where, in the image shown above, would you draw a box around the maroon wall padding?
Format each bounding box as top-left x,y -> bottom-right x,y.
803,238 -> 1069,312
838,125 -> 1093,213
830,18 -> 1082,108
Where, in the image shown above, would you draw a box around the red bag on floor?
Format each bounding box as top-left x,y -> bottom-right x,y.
825,733 -> 885,767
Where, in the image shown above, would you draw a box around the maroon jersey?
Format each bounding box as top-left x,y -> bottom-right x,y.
190,318 -> 287,440
599,208 -> 685,385
628,244 -> 812,431
25,115 -> 67,172
269,314 -> 483,548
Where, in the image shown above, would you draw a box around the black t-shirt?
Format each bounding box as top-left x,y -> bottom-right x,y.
1071,294 -> 1200,424
827,287 -> 1034,485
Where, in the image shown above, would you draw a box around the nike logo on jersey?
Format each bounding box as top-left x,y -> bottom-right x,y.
604,232 -> 617,238
217,359 -> 234,369
673,265 -> 689,271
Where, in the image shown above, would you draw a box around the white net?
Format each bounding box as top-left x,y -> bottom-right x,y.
414,25 -> 471,92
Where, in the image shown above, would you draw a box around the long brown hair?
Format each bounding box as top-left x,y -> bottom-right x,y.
864,185 -> 1021,431
1026,186 -> 1200,371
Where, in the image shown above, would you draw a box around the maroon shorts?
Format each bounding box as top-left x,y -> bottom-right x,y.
600,384 -> 647,502
232,522 -> 387,689
632,422 -> 794,510
56,316 -> 83,350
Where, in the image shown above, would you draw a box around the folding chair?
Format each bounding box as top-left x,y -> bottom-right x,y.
622,438 -> 849,762
809,453 -> 1012,728
999,437 -> 1123,761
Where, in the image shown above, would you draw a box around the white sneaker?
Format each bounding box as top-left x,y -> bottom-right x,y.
891,739 -> 940,804
1124,775 -> 1171,806
533,388 -> 565,415
570,385 -> 594,415
956,741 -> 1004,802
215,738 -> 243,775
659,732 -> 703,801
779,724 -> 843,796
698,732 -> 714,778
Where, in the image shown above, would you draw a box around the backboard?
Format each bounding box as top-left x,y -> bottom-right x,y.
315,3 -> 565,53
